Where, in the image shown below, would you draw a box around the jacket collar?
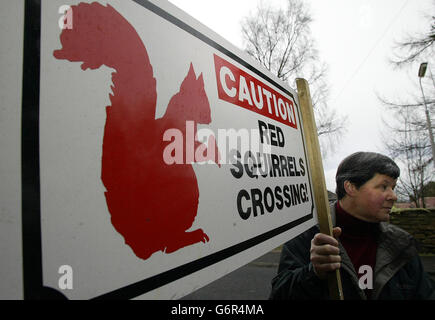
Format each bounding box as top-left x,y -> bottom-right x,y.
329,201 -> 417,299
329,201 -> 414,250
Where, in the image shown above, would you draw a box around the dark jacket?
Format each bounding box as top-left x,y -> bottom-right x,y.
270,204 -> 435,300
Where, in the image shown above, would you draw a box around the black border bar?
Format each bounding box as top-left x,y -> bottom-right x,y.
93,213 -> 312,300
21,0 -> 43,300
132,0 -> 295,100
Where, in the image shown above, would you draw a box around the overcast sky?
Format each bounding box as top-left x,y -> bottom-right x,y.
168,0 -> 433,191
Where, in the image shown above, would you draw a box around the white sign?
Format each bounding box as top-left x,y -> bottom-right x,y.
0,0 -> 317,299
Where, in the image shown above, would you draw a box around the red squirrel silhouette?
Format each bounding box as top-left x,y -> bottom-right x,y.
54,2 -> 220,260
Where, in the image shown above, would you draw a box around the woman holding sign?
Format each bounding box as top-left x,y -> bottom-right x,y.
270,152 -> 435,300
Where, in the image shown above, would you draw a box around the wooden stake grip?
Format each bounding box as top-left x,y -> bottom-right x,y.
296,78 -> 344,300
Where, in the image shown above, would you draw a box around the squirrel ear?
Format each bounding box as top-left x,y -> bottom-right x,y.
185,63 -> 197,82
187,63 -> 196,78
197,73 -> 204,83
179,63 -> 196,89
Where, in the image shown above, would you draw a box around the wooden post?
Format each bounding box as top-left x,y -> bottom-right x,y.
296,78 -> 344,300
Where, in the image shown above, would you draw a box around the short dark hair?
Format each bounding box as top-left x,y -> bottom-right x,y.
335,152 -> 400,200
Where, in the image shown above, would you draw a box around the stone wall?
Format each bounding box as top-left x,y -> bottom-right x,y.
389,209 -> 435,254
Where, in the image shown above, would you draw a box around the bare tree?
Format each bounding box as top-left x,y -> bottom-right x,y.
240,0 -> 346,156
380,100 -> 434,207
380,4 -> 435,207
390,13 -> 434,68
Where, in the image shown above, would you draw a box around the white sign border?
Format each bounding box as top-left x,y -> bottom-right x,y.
21,0 -> 316,300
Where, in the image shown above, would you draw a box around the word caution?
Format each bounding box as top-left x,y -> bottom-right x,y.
214,54 -> 297,128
